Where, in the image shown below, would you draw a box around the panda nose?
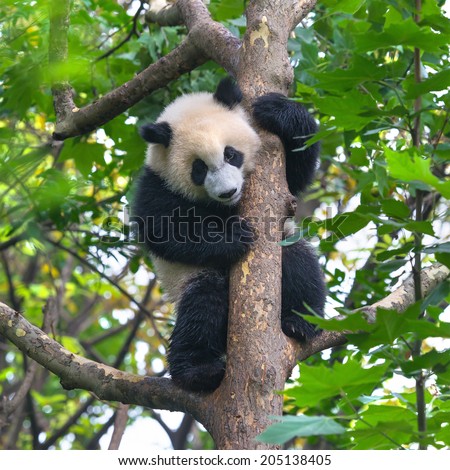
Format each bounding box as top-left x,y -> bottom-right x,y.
218,188 -> 237,199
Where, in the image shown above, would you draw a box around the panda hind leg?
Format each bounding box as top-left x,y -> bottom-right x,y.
281,240 -> 326,340
168,269 -> 229,392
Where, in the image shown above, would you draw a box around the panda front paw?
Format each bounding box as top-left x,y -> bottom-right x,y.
233,216 -> 255,245
227,216 -> 255,260
252,93 -> 291,135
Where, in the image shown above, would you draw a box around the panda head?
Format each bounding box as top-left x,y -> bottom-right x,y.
140,79 -> 261,206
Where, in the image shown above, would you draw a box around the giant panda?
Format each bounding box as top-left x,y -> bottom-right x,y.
132,78 -> 326,392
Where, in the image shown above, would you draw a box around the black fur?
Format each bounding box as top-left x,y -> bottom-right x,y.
253,93 -> 320,195
139,122 -> 172,147
191,159 -> 208,186
281,241 -> 325,339
133,81 -> 325,393
168,269 -> 229,392
167,243 -> 325,392
213,77 -> 243,109
132,167 -> 254,268
224,146 -> 244,168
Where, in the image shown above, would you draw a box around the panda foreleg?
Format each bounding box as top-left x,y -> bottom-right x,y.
281,240 -> 326,340
252,93 -> 319,195
168,269 -> 229,392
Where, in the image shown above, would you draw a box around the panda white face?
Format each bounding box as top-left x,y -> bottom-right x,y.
142,91 -> 261,206
191,146 -> 245,205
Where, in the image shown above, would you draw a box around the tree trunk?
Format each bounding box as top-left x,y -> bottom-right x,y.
202,1 -> 312,449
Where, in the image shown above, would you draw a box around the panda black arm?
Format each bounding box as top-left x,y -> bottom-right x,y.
132,168 -> 253,267
253,93 -> 320,195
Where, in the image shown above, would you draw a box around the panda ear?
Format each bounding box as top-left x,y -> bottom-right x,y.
213,78 -> 242,109
139,122 -> 172,147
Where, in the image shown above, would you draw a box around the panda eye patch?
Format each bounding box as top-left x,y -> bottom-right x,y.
224,146 -> 244,168
191,159 -> 208,186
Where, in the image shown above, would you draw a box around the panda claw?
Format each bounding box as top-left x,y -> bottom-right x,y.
281,318 -> 320,341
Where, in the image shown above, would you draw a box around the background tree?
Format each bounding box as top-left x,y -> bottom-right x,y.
0,0 -> 449,450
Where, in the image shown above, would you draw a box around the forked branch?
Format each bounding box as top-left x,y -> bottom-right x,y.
51,0 -> 240,140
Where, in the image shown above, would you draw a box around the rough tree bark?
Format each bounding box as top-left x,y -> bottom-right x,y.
2,0 -> 449,450
210,0 -> 318,449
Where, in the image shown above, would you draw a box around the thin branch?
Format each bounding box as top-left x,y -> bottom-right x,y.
0,361 -> 38,418
108,404 -> 129,450
38,396 -> 95,449
53,36 -> 206,140
48,0 -> 75,124
0,252 -> 21,311
45,237 -> 155,321
0,234 -> 25,253
412,0 -> 427,450
86,412 -> 117,450
295,263 -> 450,361
96,2 -> 145,62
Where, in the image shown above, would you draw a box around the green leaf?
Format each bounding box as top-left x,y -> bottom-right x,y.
404,68 -> 450,99
348,146 -> 369,166
404,220 -> 435,236
322,0 -> 365,14
422,279 -> 450,311
257,415 -> 346,444
400,349 -> 450,376
209,0 -> 244,20
312,56 -> 385,92
354,17 -> 449,52
301,311 -> 372,332
423,242 -> 450,254
385,147 -> 450,198
381,199 -> 410,219
286,360 -> 389,407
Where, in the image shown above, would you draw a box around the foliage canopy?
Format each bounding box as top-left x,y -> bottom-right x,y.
0,0 -> 449,450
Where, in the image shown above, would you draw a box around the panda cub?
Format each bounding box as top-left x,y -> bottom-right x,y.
132,78 -> 325,392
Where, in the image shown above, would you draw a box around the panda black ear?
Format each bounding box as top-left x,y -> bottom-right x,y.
213,77 -> 243,109
139,122 -> 172,147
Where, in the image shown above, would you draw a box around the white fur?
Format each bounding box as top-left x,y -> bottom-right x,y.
152,257 -> 200,303
145,92 -> 260,203
204,164 -> 243,204
284,218 -> 298,238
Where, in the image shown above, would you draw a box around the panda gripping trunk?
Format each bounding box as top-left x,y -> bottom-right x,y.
132,78 -> 325,393
253,93 -> 320,196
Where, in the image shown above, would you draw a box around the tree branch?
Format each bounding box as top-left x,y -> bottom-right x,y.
108,404 -> 129,450
164,0 -> 241,75
0,360 -> 38,418
96,2 -> 145,62
295,263 -> 450,361
0,234 -> 25,252
1,261 -> 447,431
49,0 -> 75,124
53,37 -> 206,140
52,0 -> 241,140
0,302 -> 204,419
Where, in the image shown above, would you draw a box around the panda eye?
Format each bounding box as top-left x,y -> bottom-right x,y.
224,146 -> 244,168
191,158 -> 208,186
